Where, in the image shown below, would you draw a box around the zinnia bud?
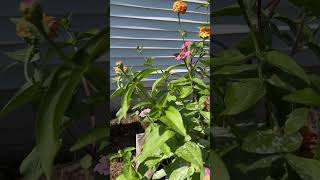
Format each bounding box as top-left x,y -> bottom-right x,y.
173,1 -> 188,14
43,14 -> 59,39
199,26 -> 211,39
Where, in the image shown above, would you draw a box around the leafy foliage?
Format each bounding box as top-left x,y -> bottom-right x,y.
213,0 -> 320,179
1,2 -> 109,179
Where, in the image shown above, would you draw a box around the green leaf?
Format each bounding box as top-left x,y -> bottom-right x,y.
309,74 -> 320,92
5,48 -> 40,63
80,154 -> 92,170
78,28 -> 109,63
175,141 -> 203,171
111,87 -> 123,98
211,4 -> 241,17
36,67 -> 85,179
117,163 -> 139,180
169,166 -> 194,180
214,64 -> 257,75
212,49 -> 251,67
179,86 -> 193,98
288,0 -> 320,16
222,79 -> 265,115
210,151 -> 230,180
284,108 -> 309,135
200,111 -> 210,123
70,126 -> 109,151
283,88 -> 320,106
165,63 -> 185,73
160,106 -> 187,137
242,130 -> 302,154
144,57 -> 154,66
138,125 -> 176,163
85,65 -> 107,92
134,68 -> 160,82
0,82 -> 41,118
285,153 -> 320,180
264,50 -> 310,84
152,76 -> 165,93
192,78 -> 208,88
20,147 -> 43,180
243,155 -> 282,173
308,42 -> 320,61
119,84 -> 135,119
267,74 -> 295,91
153,169 -> 167,179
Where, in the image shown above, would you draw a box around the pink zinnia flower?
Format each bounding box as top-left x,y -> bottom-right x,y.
139,108 -> 151,117
204,167 -> 210,180
181,41 -> 192,52
94,156 -> 109,176
175,51 -> 191,60
19,0 -> 39,13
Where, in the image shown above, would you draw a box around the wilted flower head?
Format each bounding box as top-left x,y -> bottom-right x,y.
173,1 -> 188,14
94,156 -> 109,176
204,96 -> 210,112
114,67 -> 121,75
43,14 -> 59,39
123,66 -> 129,74
181,41 -> 192,52
16,21 -> 33,39
199,26 -> 211,39
175,51 -> 191,61
139,108 -> 151,118
116,61 -> 124,68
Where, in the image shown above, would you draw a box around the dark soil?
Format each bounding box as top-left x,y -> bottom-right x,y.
110,112 -> 144,180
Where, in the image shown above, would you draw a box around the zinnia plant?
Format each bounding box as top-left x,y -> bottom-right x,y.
112,0 -> 211,179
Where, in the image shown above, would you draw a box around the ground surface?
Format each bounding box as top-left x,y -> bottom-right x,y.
110,112 -> 144,180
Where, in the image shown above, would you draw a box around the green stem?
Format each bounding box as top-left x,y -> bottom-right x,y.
237,0 -> 262,55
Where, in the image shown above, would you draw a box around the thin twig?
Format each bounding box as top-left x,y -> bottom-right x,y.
290,13 -> 306,56
257,0 -> 262,32
82,78 -> 96,152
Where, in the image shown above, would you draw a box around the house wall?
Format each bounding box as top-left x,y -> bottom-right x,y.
110,0 -> 209,89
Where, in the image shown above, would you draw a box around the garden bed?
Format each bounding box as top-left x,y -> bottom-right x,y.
110,113 -> 144,179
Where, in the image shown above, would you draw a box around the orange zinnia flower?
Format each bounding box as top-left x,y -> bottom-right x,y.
173,1 -> 188,14
43,14 -> 59,39
199,26 -> 211,38
16,21 -> 33,39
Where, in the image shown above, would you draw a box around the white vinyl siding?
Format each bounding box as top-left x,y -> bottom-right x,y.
110,0 -> 209,82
